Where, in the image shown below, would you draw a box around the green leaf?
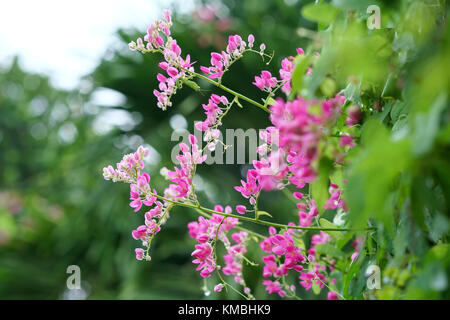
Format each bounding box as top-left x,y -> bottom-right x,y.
319,218 -> 344,240
235,98 -> 244,108
291,54 -> 311,97
390,100 -> 408,123
265,97 -> 276,106
345,120 -> 411,231
372,101 -> 393,123
320,77 -> 337,97
411,93 -> 447,156
293,236 -> 306,251
302,3 -> 339,25
256,211 -> 273,219
181,79 -> 200,91
311,157 -> 333,214
315,243 -> 345,257
343,80 -> 361,104
312,281 -> 321,295
330,167 -> 343,188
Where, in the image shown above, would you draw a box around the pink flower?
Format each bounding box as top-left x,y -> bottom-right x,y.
248,34 -> 255,48
135,248 -> 145,260
234,169 -> 261,199
299,272 -> 315,290
339,135 -> 355,148
236,205 -> 246,214
328,291 -> 339,300
293,192 -> 303,199
346,105 -> 362,125
200,34 -> 252,80
167,67 -> 179,77
130,199 -> 142,212
324,184 -> 345,210
253,70 -> 278,91
214,284 -> 224,292
262,280 -> 286,297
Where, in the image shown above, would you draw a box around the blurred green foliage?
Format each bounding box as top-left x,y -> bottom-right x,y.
290,0 -> 449,299
0,0 -> 449,300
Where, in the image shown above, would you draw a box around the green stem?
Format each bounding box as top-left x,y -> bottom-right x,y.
146,191 -> 376,233
181,68 -> 270,113
194,208 -> 265,239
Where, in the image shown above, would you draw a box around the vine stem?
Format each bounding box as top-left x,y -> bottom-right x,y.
180,67 -> 270,113
150,47 -> 269,113
146,191 -> 375,233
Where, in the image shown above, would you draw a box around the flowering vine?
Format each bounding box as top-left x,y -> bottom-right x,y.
103,10 -> 376,300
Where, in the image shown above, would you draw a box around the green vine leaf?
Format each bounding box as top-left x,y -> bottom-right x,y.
256,211 -> 273,219
311,157 -> 333,214
319,218 -> 344,240
181,79 -> 200,91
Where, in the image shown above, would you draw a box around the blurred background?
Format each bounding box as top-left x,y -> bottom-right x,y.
0,0 -> 316,299
1,0 -> 449,300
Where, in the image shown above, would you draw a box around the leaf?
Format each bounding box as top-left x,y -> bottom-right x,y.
305,48 -> 334,99
265,97 -> 276,106
293,236 -> 306,251
291,54 -> 311,97
390,100 -> 408,123
181,79 -> 200,91
256,211 -> 273,219
343,246 -> 367,298
372,101 -> 393,123
319,218 -> 344,240
343,80 -> 361,104
320,77 -> 337,97
302,3 -> 339,25
311,157 -> 333,214
312,281 -> 321,295
330,167 -> 343,188
315,243 -> 345,257
332,0 -> 378,10
411,93 -> 447,156
345,119 -> 411,231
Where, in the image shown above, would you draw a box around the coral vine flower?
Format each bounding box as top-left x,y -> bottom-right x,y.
253,70 -> 278,91
105,9 -> 366,299
128,10 -> 195,110
200,34 -> 257,80
262,280 -> 286,297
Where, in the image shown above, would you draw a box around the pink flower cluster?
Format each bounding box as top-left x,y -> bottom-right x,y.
103,146 -> 149,183
200,35 -> 258,80
188,207 -> 239,278
163,134 -> 207,201
234,95 -> 348,212
299,267 -> 326,291
351,235 -> 364,262
345,105 -> 363,125
222,231 -> 250,288
297,199 -> 319,227
324,183 -> 346,210
129,10 -> 195,110
262,280 -> 286,297
307,231 -> 331,261
279,57 -> 295,94
253,70 -> 278,91
296,232 -> 332,292
260,227 -> 306,297
194,94 -> 229,132
234,127 -> 288,201
103,145 -> 171,261
252,47 -> 305,94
